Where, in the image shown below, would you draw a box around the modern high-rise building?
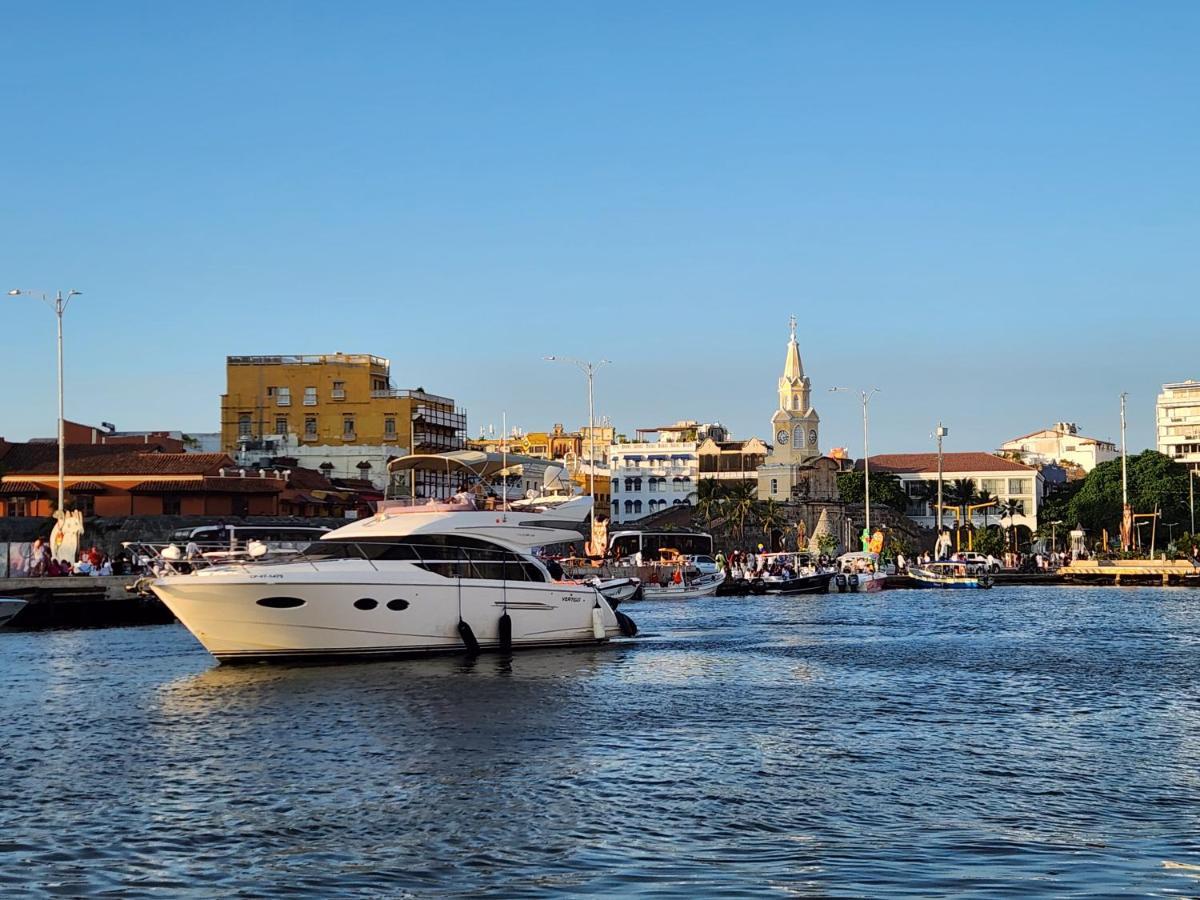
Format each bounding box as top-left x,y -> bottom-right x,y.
1156,380 -> 1200,471
220,353 -> 465,487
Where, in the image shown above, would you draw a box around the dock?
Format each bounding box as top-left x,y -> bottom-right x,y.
1060,560 -> 1200,586
1,576 -> 174,630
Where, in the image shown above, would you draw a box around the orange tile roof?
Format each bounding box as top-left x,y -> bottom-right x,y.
858,452 -> 1036,475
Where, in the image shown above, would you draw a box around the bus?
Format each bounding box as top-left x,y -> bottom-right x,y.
608,530 -> 714,563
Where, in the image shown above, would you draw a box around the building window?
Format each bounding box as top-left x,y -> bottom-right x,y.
343,416 -> 356,439
303,386 -> 317,406
274,415 -> 288,435
624,500 -> 633,514
1008,478 -> 1030,494
238,413 -> 252,437
384,417 -> 397,439
71,493 -> 95,517
633,477 -> 642,491
649,478 -> 657,492
771,478 -> 778,494
332,381 -> 346,400
6,497 -> 29,517
794,426 -> 804,447
633,500 -> 643,514
276,387 -> 291,406
162,495 -> 182,515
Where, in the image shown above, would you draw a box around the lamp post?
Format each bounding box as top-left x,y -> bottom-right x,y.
934,422 -> 948,537
1120,392 -> 1131,551
831,387 -> 880,537
9,288 -> 83,515
544,357 -> 610,510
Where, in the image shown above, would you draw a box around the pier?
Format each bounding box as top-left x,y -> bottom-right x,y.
1060,559 -> 1200,586
1,576 -> 172,629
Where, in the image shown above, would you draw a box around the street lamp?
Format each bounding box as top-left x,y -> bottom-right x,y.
9,288 -> 83,515
830,386 -> 880,538
544,356 -> 611,511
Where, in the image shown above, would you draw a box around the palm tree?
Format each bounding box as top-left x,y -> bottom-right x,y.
721,481 -> 758,542
977,489 -> 995,528
757,498 -> 788,550
943,478 -> 979,549
999,498 -> 1024,552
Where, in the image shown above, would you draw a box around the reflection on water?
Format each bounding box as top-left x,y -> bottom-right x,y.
3,587 -> 1200,896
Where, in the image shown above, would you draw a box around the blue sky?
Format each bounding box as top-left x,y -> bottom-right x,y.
3,2 -> 1195,454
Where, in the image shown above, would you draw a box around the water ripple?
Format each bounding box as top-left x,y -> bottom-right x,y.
2,587 -> 1200,895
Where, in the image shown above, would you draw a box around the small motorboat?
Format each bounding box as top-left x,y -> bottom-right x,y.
642,571 -> 726,600
0,598 -> 28,628
832,552 -> 887,593
909,561 -> 994,589
589,576 -> 642,606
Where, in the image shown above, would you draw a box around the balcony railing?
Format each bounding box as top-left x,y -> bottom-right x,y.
228,354 -> 389,370
331,389 -> 346,400
303,397 -> 317,406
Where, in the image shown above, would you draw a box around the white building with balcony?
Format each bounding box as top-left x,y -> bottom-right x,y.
1157,380 -> 1200,471
608,422 -> 712,524
998,422 -> 1117,473
863,452 -> 1043,533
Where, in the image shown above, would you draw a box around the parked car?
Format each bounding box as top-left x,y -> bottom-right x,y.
957,551 -> 1001,572
685,555 -> 720,575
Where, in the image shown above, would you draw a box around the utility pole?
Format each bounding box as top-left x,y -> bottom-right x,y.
935,423 -> 947,536
832,387 -> 880,540
545,357 -> 611,510
9,289 -> 83,515
1120,392 -> 1131,551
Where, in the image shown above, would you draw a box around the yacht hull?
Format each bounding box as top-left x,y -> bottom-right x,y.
152,568 -> 622,663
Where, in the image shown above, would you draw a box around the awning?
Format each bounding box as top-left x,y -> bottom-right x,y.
65,481 -> 107,493
0,481 -> 46,496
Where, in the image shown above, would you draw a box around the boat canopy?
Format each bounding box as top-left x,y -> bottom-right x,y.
388,450 -> 564,480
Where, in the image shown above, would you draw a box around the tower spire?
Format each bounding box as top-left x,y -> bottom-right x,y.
782,314 -> 804,383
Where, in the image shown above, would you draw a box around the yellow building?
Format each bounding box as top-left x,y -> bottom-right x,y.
221,354 -> 465,459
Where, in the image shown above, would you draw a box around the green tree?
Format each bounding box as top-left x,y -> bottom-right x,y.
998,498 -> 1024,552
973,525 -> 1006,557
1068,451 -> 1189,547
835,470 -> 909,513
757,498 -> 788,539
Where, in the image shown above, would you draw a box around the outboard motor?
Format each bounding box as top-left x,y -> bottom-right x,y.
835,573 -> 847,593
849,573 -> 860,592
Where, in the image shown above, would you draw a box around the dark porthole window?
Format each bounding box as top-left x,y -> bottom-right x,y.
256,596 -> 306,609
386,598 -> 410,611
354,598 -> 378,611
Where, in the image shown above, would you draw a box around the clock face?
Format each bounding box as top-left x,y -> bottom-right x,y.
776,430 -> 789,444
809,429 -> 818,446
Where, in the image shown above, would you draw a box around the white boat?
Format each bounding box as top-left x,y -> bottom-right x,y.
0,598 -> 27,628
151,451 -> 636,663
588,576 -> 642,605
642,571 -> 725,600
831,552 -> 887,593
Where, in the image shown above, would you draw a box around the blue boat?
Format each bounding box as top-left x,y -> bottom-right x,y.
909,561 -> 994,589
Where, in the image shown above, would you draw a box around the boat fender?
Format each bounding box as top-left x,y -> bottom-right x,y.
615,610 -> 638,637
591,606 -> 606,640
498,612 -> 512,652
457,619 -> 480,655
630,585 -> 644,603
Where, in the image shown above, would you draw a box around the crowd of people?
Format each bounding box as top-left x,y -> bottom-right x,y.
23,538 -> 117,577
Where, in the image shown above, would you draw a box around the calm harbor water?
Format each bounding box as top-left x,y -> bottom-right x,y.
3,586 -> 1200,897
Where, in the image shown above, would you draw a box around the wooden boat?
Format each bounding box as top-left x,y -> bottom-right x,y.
642,571 -> 725,600
909,561 -> 994,589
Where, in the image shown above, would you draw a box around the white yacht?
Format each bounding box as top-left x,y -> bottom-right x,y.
151,451 -> 635,663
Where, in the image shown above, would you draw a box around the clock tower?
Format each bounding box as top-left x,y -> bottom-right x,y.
758,316 -> 823,501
